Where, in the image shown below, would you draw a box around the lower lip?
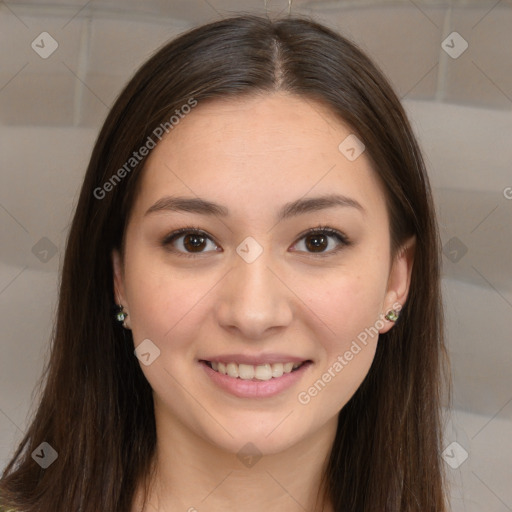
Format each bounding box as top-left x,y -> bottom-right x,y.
199,361 -> 312,398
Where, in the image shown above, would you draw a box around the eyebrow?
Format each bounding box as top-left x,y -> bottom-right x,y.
144,193 -> 365,221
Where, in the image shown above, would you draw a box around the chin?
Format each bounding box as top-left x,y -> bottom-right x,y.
201,415 -> 314,458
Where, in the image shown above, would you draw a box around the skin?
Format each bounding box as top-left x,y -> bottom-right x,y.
113,92 -> 415,512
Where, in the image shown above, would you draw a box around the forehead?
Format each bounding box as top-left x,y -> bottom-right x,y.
149,92 -> 351,161
131,92 -> 387,223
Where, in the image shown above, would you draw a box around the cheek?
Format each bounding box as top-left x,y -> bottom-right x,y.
292,269 -> 386,410
298,267 -> 386,349
126,272 -> 211,345
122,247 -> 207,344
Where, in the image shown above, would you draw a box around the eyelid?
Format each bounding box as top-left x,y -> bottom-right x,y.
290,225 -> 351,257
161,225 -> 351,257
161,226 -> 220,257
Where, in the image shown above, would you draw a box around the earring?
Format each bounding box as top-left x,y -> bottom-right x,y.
385,309 -> 400,322
115,304 -> 129,328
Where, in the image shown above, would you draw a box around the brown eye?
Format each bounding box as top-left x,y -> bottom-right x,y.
182,233 -> 207,252
163,228 -> 220,256
292,227 -> 350,256
304,233 -> 329,252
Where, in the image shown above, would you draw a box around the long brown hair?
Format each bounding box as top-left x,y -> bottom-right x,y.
0,14 -> 450,511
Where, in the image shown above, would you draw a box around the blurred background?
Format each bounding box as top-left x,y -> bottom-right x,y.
0,1 -> 511,510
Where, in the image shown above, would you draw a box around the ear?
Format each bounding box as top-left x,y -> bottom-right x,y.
112,248 -> 132,329
112,248 -> 127,307
379,235 -> 416,334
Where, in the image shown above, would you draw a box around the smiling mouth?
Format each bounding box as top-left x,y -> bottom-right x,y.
201,360 -> 311,381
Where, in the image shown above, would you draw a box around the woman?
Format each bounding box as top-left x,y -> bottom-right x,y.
0,14 -> 450,512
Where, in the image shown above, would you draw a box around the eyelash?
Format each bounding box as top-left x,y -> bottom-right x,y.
161,225 -> 351,259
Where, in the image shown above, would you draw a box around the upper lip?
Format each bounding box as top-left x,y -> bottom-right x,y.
200,353 -> 310,365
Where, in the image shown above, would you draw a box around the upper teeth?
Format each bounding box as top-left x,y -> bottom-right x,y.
210,361 -> 302,380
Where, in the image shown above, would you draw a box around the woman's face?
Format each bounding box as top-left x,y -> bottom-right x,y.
113,92 -> 413,456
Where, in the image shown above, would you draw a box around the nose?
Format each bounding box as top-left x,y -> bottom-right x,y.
215,247 -> 293,340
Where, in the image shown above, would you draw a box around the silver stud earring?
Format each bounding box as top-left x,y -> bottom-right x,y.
115,304 -> 129,328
